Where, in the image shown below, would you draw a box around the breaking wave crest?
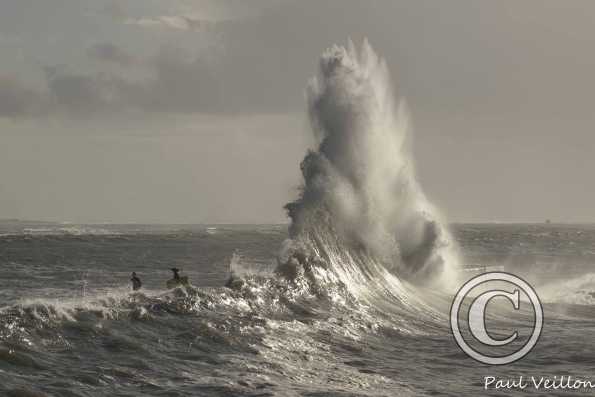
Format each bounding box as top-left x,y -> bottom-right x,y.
541,273 -> 595,305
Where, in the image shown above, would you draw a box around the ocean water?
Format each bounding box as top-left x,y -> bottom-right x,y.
1,221 -> 595,396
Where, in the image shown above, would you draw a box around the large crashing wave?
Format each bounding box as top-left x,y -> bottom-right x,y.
281,40 -> 459,291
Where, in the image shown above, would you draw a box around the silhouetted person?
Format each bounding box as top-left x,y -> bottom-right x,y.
131,272 -> 142,291
167,267 -> 190,288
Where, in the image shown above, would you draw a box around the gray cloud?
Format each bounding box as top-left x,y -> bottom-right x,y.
5,0 -> 595,122
38,48 -> 224,116
44,67 -> 126,116
101,1 -> 126,20
130,46 -> 223,113
124,16 -> 217,31
87,42 -> 136,66
0,2 -> 390,119
0,77 -> 43,118
0,37 -> 297,118
0,68 -> 129,119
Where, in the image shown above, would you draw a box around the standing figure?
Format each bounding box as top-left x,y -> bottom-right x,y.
131,272 -> 142,291
167,267 -> 189,288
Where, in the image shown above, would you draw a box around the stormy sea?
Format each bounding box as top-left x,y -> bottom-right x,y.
2,43 -> 595,396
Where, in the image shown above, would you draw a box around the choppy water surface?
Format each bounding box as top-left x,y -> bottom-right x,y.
1,222 -> 595,396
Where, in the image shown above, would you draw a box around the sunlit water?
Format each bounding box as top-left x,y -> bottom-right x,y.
1,222 -> 595,396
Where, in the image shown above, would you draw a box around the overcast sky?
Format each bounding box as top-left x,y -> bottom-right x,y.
1,0 -> 594,223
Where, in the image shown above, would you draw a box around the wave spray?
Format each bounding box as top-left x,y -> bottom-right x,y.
281,40 -> 459,294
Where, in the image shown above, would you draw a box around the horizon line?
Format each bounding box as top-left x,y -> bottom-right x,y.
2,218 -> 595,226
